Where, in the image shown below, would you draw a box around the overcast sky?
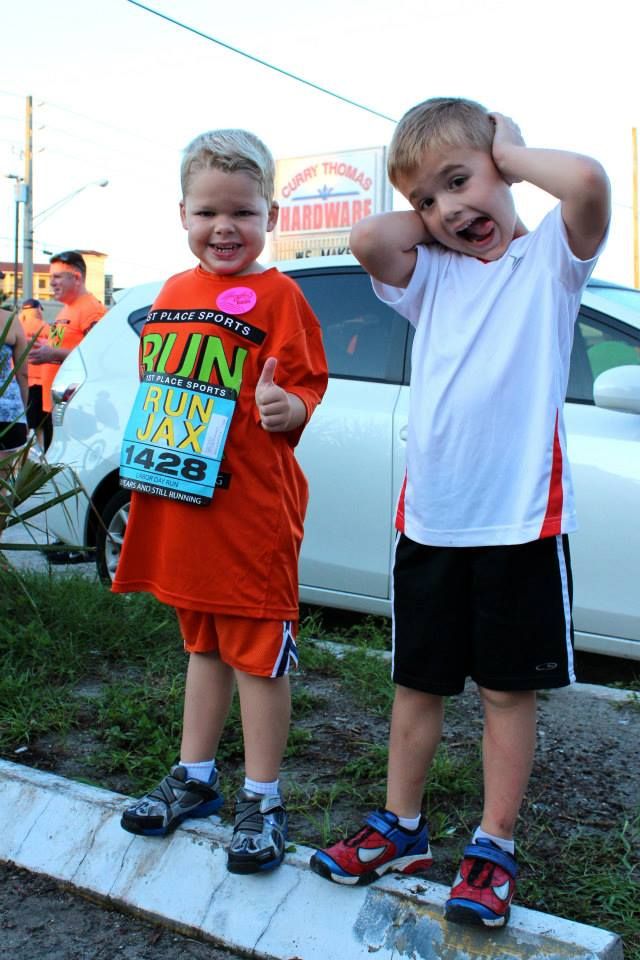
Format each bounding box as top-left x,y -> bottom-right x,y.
1,0 -> 638,289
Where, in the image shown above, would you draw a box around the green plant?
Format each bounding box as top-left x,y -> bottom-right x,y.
3,577 -> 639,958
613,691 -> 640,713
337,647 -> 394,715
0,314 -> 86,562
519,814 -> 640,959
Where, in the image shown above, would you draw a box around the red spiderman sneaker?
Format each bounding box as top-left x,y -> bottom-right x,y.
445,838 -> 518,928
309,809 -> 433,886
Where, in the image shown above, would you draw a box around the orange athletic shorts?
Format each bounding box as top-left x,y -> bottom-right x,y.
175,608 -> 299,678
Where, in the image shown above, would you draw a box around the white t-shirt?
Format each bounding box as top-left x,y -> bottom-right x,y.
373,204 -> 605,547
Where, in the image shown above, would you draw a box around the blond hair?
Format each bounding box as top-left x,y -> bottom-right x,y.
181,129 -> 275,204
388,97 -> 493,187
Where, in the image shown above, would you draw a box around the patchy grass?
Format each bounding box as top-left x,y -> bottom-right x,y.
520,815 -> 640,960
1,569 -> 639,958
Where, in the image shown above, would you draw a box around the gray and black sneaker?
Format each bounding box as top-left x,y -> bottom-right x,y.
227,789 -> 288,874
120,765 -> 223,837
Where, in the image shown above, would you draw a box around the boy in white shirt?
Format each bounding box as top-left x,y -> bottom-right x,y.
310,97 -> 610,929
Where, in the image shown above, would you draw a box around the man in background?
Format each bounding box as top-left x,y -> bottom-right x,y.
29,251 -> 106,420
30,252 -> 107,563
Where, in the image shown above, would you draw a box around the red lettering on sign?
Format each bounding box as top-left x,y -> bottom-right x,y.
281,165 -> 319,198
324,201 -> 340,228
279,197 -> 375,234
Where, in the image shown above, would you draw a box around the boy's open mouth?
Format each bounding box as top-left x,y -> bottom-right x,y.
456,217 -> 494,244
211,243 -> 240,260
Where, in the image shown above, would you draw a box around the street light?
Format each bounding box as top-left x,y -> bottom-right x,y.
33,179 -> 109,226
21,178 -> 109,300
5,173 -> 27,307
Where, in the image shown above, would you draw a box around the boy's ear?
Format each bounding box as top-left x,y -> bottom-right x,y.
179,200 -> 187,230
267,201 -> 279,233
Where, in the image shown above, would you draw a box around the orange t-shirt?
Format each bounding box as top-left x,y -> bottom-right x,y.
112,266 -> 328,620
19,308 -> 48,387
41,292 -> 106,410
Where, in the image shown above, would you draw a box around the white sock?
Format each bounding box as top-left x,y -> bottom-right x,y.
397,814 -> 421,831
180,759 -> 216,783
473,826 -> 515,854
244,777 -> 280,797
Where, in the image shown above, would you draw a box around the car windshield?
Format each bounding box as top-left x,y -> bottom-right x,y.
589,283 -> 640,313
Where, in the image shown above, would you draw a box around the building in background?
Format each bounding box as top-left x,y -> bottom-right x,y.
271,147 -> 391,261
0,250 -> 111,308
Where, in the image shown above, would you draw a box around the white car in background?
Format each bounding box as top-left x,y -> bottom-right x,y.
43,256 -> 640,661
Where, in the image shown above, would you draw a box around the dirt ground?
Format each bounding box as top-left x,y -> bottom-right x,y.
286,669 -> 640,886
0,863 -> 248,960
1,657 -> 638,958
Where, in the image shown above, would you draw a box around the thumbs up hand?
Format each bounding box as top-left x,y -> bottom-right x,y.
256,357 -> 292,431
256,357 -> 307,432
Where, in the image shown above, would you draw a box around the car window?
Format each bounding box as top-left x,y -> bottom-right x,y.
404,324 -> 415,385
568,311 -> 640,403
292,269 -> 409,384
129,306 -> 150,336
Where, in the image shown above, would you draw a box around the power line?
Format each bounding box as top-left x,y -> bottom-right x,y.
127,0 -> 397,124
37,122 -> 176,163
39,98 -> 178,152
0,90 -> 179,155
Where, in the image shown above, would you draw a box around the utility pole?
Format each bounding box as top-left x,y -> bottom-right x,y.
13,186 -> 20,306
6,174 -> 24,307
633,127 -> 639,290
22,95 -> 34,301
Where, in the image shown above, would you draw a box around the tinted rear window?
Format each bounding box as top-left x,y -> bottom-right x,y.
292,269 -> 408,383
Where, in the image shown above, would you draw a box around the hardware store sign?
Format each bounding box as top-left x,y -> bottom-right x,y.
274,147 -> 388,237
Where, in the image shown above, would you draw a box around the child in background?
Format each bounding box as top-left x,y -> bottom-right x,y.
113,129 -> 328,874
18,298 -> 52,451
0,308 -> 29,458
310,97 -> 610,928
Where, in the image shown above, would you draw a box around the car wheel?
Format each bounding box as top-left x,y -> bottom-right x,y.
96,489 -> 130,584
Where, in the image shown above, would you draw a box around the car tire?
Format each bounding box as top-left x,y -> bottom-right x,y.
96,489 -> 131,584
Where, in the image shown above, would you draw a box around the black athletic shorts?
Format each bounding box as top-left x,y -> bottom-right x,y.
0,421 -> 28,450
26,386 -> 53,450
392,533 -> 575,695
26,384 -> 45,430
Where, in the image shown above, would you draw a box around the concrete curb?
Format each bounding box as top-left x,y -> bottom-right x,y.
0,760 -> 623,960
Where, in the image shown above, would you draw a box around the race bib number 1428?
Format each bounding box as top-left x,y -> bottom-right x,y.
119,373 -> 236,506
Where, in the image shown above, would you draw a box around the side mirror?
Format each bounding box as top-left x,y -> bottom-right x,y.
593,365 -> 640,414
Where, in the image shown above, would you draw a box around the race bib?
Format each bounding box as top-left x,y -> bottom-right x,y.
119,372 -> 236,506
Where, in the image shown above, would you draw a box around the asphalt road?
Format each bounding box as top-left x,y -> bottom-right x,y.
0,862 -> 252,960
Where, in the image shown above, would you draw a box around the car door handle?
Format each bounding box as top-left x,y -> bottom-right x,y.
399,425 -> 408,441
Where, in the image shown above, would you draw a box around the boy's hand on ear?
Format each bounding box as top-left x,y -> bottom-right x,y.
489,113 -> 525,185
256,357 -> 294,431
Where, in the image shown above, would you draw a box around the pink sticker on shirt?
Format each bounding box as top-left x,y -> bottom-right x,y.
216,287 -> 257,315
